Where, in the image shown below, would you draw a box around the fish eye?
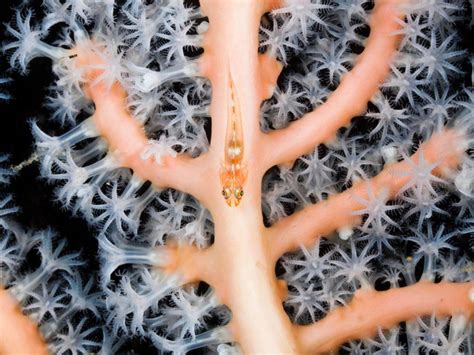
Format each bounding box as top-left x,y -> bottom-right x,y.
234,188 -> 244,199
222,188 -> 231,199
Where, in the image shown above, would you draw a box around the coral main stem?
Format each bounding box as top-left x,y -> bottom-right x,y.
199,0 -> 301,351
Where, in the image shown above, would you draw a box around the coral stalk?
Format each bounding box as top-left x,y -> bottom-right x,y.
295,281 -> 474,354
269,128 -> 467,258
73,45 -> 211,206
0,289 -> 47,355
263,0 -> 408,168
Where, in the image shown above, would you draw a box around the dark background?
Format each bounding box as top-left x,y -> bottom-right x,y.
0,0 -> 99,298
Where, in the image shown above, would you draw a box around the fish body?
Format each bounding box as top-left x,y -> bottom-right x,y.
220,68 -> 247,207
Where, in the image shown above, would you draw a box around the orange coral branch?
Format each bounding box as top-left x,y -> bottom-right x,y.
72,45 -> 213,207
158,243 -> 217,287
258,52 -> 284,100
0,289 -> 48,355
295,281 -> 474,354
262,0 -> 408,169
269,129 -> 466,259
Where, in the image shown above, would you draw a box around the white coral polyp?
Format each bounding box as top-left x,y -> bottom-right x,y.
454,158 -> 474,198
141,137 -> 183,165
